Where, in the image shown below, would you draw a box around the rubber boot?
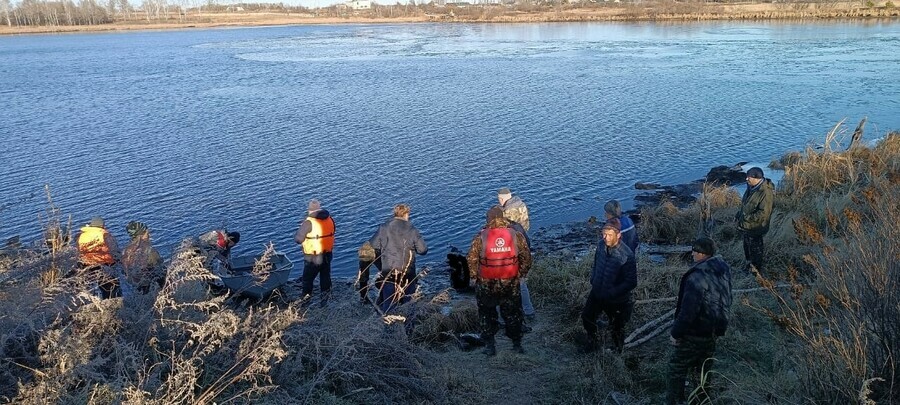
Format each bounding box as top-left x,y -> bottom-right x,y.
482,336 -> 497,357
512,340 -> 525,354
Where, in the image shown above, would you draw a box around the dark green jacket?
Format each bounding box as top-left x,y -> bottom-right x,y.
736,179 -> 775,236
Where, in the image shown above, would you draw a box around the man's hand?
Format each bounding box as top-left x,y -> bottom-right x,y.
670,336 -> 679,346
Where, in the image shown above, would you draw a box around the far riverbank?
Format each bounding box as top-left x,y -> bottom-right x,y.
1,2 -> 898,36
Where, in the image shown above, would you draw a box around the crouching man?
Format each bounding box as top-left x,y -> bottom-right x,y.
667,237 -> 733,405
467,206 -> 532,356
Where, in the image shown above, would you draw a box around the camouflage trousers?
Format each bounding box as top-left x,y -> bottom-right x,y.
667,335 -> 718,405
742,233 -> 765,272
476,280 -> 524,342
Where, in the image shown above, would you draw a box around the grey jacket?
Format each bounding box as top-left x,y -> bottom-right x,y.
369,217 -> 428,276
501,195 -> 530,232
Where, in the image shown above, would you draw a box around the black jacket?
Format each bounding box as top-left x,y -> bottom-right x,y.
671,256 -> 733,339
589,242 -> 637,304
369,217 -> 427,276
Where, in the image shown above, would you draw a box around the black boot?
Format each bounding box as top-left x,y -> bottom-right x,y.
512,340 -> 525,354
482,337 -> 497,357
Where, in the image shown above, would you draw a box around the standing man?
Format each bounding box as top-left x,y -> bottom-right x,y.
736,167 -> 775,273
497,187 -> 536,323
467,206 -> 532,356
581,218 -> 637,353
369,204 -> 428,313
667,237 -> 733,405
295,199 -> 335,307
76,216 -> 121,298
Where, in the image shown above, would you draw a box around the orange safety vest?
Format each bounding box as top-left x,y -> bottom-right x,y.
479,227 -> 519,280
302,216 -> 335,255
78,226 -> 116,266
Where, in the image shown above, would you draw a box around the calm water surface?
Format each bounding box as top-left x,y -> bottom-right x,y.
1,21 -> 899,276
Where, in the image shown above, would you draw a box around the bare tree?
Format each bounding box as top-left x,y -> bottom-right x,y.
1,0 -> 12,26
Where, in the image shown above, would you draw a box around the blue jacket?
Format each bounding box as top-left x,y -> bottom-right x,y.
589,241 -> 637,304
618,215 -> 639,253
671,256 -> 733,339
369,217 -> 428,276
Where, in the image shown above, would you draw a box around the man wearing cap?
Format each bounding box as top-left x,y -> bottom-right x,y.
295,199 -> 336,307
736,167 -> 775,273
581,217 -> 637,353
667,237 -> 733,405
369,203 -> 428,313
76,216 -> 122,298
199,229 -> 240,270
122,221 -> 163,293
497,187 -> 537,324
467,206 -> 533,356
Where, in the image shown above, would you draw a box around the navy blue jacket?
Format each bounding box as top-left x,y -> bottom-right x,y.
589,241 -> 637,304
369,217 -> 427,276
618,215 -> 639,253
671,256 -> 733,339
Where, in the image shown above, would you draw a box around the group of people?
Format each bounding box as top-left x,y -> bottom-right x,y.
70,166 -> 776,404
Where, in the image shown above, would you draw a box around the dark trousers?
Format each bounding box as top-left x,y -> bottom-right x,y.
76,263 -> 121,299
742,233 -> 765,272
375,271 -> 417,314
301,252 -> 333,298
667,335 -> 718,405
477,281 -> 524,342
357,257 -> 382,300
581,294 -> 634,351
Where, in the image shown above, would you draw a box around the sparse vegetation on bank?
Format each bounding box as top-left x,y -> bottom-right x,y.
1,123 -> 897,403
1,1 -> 898,35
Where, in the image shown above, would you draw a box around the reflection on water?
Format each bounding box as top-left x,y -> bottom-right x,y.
1,21 -> 898,276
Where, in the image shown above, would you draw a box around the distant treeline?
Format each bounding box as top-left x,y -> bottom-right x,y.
0,0 -> 313,27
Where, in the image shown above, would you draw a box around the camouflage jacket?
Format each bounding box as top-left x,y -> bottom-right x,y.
467,217 -> 532,292
501,195 -> 530,232
671,256 -> 733,339
737,179 -> 775,236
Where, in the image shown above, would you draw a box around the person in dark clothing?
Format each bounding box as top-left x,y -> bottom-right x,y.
604,199 -> 639,253
581,218 -> 637,353
368,204 -> 428,313
667,237 -> 733,405
467,206 -> 533,356
736,166 -> 775,273
295,199 -> 335,307
199,229 -> 240,271
446,246 -> 470,290
356,241 -> 381,304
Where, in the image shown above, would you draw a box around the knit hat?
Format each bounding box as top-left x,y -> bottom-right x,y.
497,187 -> 512,196
486,206 -> 505,222
126,221 -> 148,238
89,216 -> 105,228
601,217 -> 621,232
308,199 -> 321,212
747,167 -> 765,179
226,231 -> 241,245
692,237 -> 716,256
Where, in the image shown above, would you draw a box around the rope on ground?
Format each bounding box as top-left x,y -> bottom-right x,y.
624,284 -> 792,349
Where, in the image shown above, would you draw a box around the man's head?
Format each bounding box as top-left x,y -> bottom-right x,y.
604,200 -> 622,220
393,204 -> 411,220
691,237 -> 716,263
308,199 -> 321,212
486,205 -> 505,224
497,187 -> 512,206
746,167 -> 765,187
601,218 -> 621,248
126,221 -> 149,239
89,216 -> 105,228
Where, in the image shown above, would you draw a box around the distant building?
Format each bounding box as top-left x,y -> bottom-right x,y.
347,0 -> 372,9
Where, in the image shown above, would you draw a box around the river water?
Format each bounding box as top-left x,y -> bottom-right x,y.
1,21 -> 898,277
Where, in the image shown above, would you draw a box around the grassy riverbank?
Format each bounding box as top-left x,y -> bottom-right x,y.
1,2 -> 898,36
1,124 -> 897,403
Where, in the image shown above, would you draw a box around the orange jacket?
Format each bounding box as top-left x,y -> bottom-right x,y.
301,216 -> 335,255
77,226 -> 118,266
